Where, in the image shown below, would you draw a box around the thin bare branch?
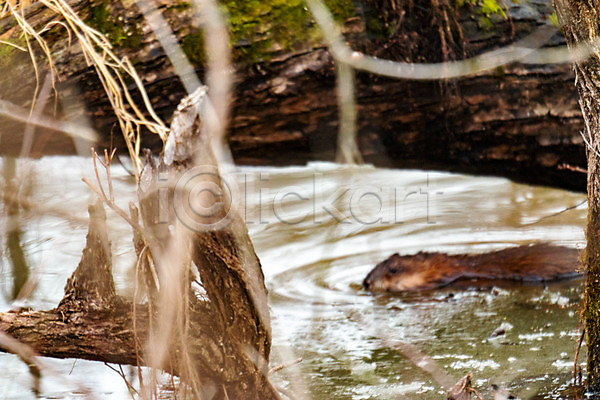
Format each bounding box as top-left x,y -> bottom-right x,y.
6,0 -> 170,177
335,61 -> 362,165
0,330 -> 96,399
268,358 -> 303,375
0,98 -> 97,142
305,0 -> 600,80
20,72 -> 54,158
134,0 -> 202,94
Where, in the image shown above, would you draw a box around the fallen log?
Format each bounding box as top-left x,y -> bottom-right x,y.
0,0 -> 587,191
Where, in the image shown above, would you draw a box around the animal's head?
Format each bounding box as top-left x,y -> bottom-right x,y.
363,253 -> 427,292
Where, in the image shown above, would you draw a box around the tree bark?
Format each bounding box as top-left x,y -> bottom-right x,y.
554,0 -> 600,392
0,0 -> 587,191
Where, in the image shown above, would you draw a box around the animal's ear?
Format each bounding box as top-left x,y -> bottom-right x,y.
387,254 -> 401,262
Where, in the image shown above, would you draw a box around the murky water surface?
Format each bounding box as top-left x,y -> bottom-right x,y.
0,157 -> 588,399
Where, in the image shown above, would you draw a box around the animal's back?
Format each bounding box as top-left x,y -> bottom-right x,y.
363,244 -> 581,293
462,244 -> 579,280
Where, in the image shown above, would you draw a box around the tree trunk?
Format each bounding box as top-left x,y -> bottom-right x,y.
0,89 -> 279,399
0,0 -> 587,191
554,0 -> 600,392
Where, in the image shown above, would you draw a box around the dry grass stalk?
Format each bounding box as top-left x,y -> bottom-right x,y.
4,0 -> 169,176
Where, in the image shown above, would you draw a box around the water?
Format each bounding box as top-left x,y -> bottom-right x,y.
0,157 -> 587,399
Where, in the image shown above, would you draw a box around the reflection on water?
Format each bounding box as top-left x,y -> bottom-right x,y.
0,157 -> 588,399
3,157 -> 31,300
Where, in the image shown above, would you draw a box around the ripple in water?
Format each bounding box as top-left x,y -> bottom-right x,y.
0,159 -> 588,399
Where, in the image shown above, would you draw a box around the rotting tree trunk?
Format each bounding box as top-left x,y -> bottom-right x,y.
0,200 -> 152,365
554,0 -> 600,392
59,200 -> 116,310
145,87 -> 274,399
0,0 -> 588,191
0,90 -> 279,399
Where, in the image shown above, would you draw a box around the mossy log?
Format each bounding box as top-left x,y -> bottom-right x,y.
0,0 -> 587,192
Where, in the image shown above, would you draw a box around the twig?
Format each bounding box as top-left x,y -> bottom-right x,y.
559,163 -> 587,174
20,72 -> 53,158
520,198 -> 586,227
131,247 -> 145,392
268,358 -> 303,375
275,385 -> 299,400
0,39 -> 27,51
103,148 -> 116,202
104,363 -> 139,398
346,311 -> 456,391
0,98 -> 97,141
335,61 -> 362,165
134,0 -> 202,94
91,148 -> 108,200
191,0 -> 235,169
575,326 -> 585,382
82,176 -> 150,244
1,331 -> 41,395
82,149 -> 161,256
471,387 -> 486,400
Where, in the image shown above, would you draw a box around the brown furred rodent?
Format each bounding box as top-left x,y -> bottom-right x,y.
363,244 -> 581,292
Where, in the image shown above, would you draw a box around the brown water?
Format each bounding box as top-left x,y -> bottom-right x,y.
0,157 -> 587,399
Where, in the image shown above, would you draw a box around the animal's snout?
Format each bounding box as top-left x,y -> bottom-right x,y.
362,274 -> 373,289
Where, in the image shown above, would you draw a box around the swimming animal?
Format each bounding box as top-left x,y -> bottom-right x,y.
363,244 -> 581,292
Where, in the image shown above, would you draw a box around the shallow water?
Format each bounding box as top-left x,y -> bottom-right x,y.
0,157 -> 588,399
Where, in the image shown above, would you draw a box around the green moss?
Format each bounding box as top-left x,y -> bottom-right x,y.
85,1 -> 141,49
365,15 -> 384,37
457,0 -> 507,29
479,0 -> 507,18
84,0 -> 355,66
493,65 -> 505,79
170,1 -> 192,12
548,12 -> 559,28
220,0 -> 356,64
0,36 -> 27,69
79,0 -> 355,67
181,31 -> 206,66
324,0 -> 356,19
0,44 -> 18,66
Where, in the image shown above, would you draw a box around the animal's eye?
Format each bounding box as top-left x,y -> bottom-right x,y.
388,267 -> 398,274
